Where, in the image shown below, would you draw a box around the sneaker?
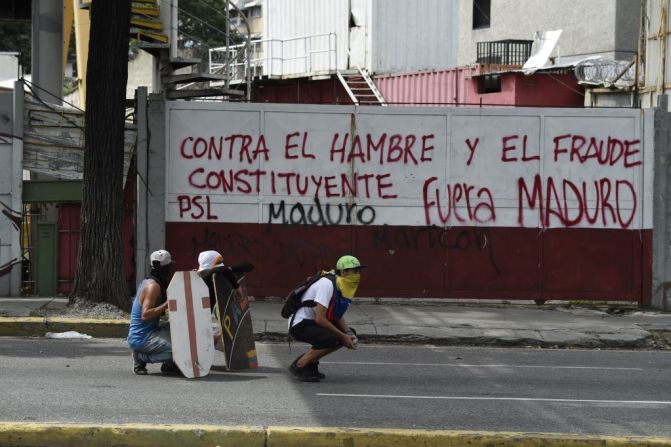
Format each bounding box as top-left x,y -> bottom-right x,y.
160,361 -> 181,375
289,356 -> 320,382
309,361 -> 326,379
288,356 -> 302,377
132,352 -> 147,376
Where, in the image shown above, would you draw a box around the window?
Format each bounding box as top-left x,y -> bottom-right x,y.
477,75 -> 501,94
473,0 -> 490,29
249,6 -> 262,18
0,0 -> 31,21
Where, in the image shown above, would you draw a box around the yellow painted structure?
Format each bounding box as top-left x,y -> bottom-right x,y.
1,423 -> 671,447
60,0 -> 168,109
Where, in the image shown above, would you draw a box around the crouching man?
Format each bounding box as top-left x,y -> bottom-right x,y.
128,250 -> 180,375
288,255 -> 364,382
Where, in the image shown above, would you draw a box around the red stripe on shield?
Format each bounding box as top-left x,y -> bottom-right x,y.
183,272 -> 200,378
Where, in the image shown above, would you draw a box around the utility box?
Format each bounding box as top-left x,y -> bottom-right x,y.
36,223 -> 57,296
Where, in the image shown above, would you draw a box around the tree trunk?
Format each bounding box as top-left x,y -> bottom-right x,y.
71,0 -> 132,309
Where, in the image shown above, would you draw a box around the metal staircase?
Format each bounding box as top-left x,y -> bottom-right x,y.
129,0 -> 248,100
337,66 -> 386,106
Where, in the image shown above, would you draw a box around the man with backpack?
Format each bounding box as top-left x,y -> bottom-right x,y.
287,255 -> 364,382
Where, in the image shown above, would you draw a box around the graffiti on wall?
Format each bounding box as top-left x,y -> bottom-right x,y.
165,107 -> 650,230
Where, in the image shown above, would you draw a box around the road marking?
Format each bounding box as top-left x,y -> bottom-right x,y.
322,361 -> 642,371
317,393 -> 671,405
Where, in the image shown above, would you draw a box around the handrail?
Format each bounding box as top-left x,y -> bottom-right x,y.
354,65 -> 386,106
202,0 -> 250,99
209,33 -> 338,82
336,70 -> 359,105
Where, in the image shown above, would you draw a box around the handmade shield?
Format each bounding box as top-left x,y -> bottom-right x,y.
167,270 -> 215,378
213,274 -> 258,370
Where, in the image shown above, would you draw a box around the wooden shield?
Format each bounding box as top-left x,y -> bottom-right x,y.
166,270 -> 215,378
213,273 -> 258,370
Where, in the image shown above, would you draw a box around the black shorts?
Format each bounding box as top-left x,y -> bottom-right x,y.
290,319 -> 341,349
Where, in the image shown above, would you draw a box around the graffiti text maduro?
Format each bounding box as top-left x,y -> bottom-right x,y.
268,198 -> 376,226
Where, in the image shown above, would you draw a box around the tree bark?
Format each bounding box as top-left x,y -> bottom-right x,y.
71,0 -> 132,309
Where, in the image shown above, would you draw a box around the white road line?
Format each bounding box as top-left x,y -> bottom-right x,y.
317,393 -> 671,405
322,361 -> 642,371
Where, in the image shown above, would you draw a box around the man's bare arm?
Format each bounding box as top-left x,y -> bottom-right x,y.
315,304 -> 355,349
140,281 -> 168,321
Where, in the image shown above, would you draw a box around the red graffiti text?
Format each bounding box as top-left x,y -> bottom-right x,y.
422,177 -> 496,225
330,132 -> 434,165
552,134 -> 641,168
518,175 -> 637,228
179,134 -> 270,163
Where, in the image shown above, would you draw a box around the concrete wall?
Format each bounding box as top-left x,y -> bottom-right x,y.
151,100 -> 655,304
457,0 -> 639,66
653,96 -> 671,310
126,51 -> 157,100
142,94 -> 168,279
0,86 -> 23,296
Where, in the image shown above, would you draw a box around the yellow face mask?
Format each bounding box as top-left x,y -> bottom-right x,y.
336,272 -> 360,299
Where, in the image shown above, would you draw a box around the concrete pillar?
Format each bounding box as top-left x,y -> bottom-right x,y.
31,0 -> 63,104
135,87 -> 149,285
652,95 -> 671,310
145,94 -> 167,265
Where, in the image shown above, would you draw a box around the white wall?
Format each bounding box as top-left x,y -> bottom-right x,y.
264,0 -> 349,75
370,0 -> 458,73
126,50 -> 158,99
458,0 -> 638,66
0,54 -> 20,81
165,102 -> 652,231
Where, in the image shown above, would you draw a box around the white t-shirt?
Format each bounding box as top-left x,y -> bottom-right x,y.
289,277 -> 334,327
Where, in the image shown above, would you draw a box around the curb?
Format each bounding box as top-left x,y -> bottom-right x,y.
0,422 -> 264,447
0,317 -> 657,349
0,317 -> 129,337
2,423 -> 671,447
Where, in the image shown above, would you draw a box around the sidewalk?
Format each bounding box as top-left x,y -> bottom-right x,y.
1,297 -> 670,348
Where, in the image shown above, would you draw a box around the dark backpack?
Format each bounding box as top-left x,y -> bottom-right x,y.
281,270 -> 334,318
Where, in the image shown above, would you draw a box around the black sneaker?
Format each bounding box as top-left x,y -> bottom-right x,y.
288,356 -> 303,377
309,361 -> 325,379
132,352 -> 147,376
289,357 -> 320,382
160,361 -> 181,375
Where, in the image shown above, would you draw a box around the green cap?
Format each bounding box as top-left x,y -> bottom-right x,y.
336,255 -> 366,271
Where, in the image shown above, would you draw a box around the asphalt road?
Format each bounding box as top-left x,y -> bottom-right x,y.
1,337 -> 670,436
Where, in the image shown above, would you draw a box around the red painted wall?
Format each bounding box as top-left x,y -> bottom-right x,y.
513,73 -> 584,107
375,68 -> 584,107
252,78 -> 353,104
166,222 -> 651,305
56,204 -> 80,294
